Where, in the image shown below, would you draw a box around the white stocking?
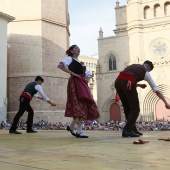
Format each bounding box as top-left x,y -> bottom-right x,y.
77,118 -> 83,134
70,117 -> 78,130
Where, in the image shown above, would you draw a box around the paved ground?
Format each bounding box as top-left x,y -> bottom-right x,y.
0,130 -> 170,170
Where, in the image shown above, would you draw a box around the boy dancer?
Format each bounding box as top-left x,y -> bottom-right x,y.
115,60 -> 170,137
9,76 -> 56,134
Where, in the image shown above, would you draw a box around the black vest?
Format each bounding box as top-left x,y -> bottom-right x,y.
123,64 -> 147,82
23,81 -> 38,97
68,58 -> 86,74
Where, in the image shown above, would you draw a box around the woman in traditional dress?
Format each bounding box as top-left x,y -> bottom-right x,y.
57,45 -> 100,138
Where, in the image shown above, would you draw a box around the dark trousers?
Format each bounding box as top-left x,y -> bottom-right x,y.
115,79 -> 140,131
10,96 -> 34,131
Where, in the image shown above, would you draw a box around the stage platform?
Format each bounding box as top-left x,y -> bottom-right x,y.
0,130 -> 170,170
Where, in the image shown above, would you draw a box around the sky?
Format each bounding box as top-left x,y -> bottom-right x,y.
68,0 -> 127,56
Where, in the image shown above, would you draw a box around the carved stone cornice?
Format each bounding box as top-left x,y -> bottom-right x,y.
153,60 -> 170,66
0,12 -> 15,22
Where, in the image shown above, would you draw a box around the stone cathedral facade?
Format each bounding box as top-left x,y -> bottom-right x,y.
0,0 -> 71,123
97,0 -> 170,123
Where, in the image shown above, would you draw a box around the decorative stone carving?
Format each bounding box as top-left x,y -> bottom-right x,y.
96,60 -> 101,74
153,59 -> 170,66
111,82 -> 115,91
3,98 -> 8,106
151,39 -> 168,58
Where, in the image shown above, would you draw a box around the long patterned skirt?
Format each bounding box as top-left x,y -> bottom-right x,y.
65,75 -> 100,120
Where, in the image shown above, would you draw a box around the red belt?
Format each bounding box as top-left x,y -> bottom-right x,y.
20,92 -> 32,100
116,72 -> 136,90
117,72 -> 136,84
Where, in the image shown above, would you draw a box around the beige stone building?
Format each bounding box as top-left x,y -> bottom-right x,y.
0,12 -> 15,123
0,0 -> 70,123
79,54 -> 98,101
97,0 -> 170,123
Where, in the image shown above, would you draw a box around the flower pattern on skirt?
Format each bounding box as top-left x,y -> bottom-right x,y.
65,75 -> 100,120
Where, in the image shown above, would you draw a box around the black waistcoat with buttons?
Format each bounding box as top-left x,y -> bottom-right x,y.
23,81 -> 38,97
68,58 -> 86,75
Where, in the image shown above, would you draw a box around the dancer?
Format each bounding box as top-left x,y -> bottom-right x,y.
58,45 -> 100,138
9,76 -> 57,134
115,60 -> 170,137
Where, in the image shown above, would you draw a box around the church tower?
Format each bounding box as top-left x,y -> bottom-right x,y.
97,0 -> 170,122
0,0 -> 70,123
126,0 -> 170,120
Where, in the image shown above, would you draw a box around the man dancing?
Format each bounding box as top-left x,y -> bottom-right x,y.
9,76 -> 56,134
115,60 -> 170,137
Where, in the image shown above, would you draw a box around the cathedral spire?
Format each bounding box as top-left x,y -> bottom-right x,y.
116,0 -> 120,7
99,27 -> 103,38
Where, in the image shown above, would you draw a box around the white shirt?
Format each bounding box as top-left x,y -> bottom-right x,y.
144,71 -> 159,92
57,56 -> 92,82
34,84 -> 49,101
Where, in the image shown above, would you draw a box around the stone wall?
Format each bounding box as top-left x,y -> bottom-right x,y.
0,0 -> 70,123
97,0 -> 170,122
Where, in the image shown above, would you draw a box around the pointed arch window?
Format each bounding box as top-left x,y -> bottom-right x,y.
144,6 -> 150,19
109,55 -> 116,71
154,4 -> 161,17
164,2 -> 170,15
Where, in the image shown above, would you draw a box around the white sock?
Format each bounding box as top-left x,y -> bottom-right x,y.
77,118 -> 83,134
70,118 -> 78,130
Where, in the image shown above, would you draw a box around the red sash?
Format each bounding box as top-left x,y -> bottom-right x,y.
20,92 -> 32,100
116,72 -> 136,85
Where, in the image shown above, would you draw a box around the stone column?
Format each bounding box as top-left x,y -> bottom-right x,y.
0,12 -> 15,123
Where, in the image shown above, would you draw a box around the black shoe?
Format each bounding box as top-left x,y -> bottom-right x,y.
27,130 -> 37,133
67,126 -> 76,136
122,130 -> 139,137
76,132 -> 88,138
133,131 -> 143,136
9,130 -> 22,134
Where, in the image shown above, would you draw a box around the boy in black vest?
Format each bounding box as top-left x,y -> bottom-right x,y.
115,60 -> 170,137
9,76 -> 56,134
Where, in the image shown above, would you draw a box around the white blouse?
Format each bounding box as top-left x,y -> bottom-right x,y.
34,84 -> 49,101
57,56 -> 73,67
144,72 -> 159,92
57,56 -> 92,82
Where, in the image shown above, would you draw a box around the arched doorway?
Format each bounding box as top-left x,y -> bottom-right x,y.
156,97 -> 170,121
143,85 -> 170,121
110,103 -> 121,121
